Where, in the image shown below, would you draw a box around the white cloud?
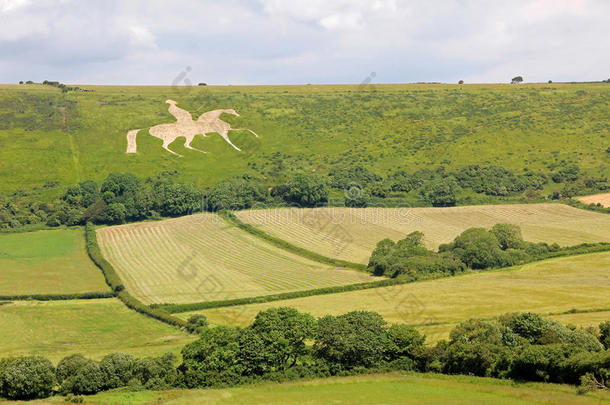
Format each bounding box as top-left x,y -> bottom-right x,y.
128,25 -> 157,49
0,0 -> 30,12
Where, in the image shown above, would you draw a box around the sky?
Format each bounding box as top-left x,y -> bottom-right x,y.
1,0 -> 608,85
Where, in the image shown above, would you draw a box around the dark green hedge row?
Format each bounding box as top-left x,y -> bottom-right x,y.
219,211 -> 367,271
153,278 -> 401,313
0,292 -> 114,301
84,222 -> 188,330
84,223 -> 125,292
540,243 -> 610,259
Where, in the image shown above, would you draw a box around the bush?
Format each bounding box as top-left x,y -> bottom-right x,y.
420,177 -> 459,207
99,353 -> 134,389
186,314 -> 209,333
0,356 -> 55,400
277,173 -> 329,207
314,311 -> 389,370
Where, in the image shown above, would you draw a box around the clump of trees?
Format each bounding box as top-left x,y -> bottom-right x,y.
369,223 -> 609,278
368,231 -> 466,279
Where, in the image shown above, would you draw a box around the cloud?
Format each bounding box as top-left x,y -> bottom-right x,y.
128,25 -> 157,49
0,0 -> 608,84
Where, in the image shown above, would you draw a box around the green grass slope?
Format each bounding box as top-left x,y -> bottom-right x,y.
0,228 -> 108,295
0,83 -> 608,193
0,299 -> 194,362
8,373 -> 609,404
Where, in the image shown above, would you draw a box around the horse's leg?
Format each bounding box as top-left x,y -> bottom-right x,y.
184,134 -> 207,153
162,138 -> 183,157
229,128 -> 259,138
218,129 -> 242,151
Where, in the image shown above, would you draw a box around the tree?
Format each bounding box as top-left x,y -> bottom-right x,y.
186,314 -> 208,333
103,203 -> 126,224
421,177 -> 459,207
511,76 -> 523,84
600,321 -> 610,349
240,307 -> 316,373
490,223 -> 524,250
71,361 -> 105,395
99,353 -> 134,389
386,324 -> 426,360
0,356 -> 55,400
179,326 -> 242,387
280,173 -> 329,207
56,354 -> 89,383
458,80 -> 464,84
314,311 -> 390,369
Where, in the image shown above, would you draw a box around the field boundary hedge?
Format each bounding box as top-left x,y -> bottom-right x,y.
0,291 -> 114,301
85,222 -> 188,330
219,211 -> 368,271
153,278 -> 401,313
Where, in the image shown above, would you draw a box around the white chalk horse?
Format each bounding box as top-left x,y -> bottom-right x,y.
126,100 -> 259,156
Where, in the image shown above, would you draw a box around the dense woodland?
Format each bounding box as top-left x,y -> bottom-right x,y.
1,308 -> 609,400
1,162 -> 608,231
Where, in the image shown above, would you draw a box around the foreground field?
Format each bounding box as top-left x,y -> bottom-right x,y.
97,214 -> 373,304
185,252 -> 610,340
0,299 -> 194,362
1,83 -> 609,194
6,372 -> 608,405
236,204 -> 610,264
0,229 -> 108,295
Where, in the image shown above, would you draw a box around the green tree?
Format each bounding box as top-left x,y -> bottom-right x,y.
421,177 -> 459,207
241,307 -> 316,373
599,321 -> 610,349
179,327 -> 242,387
280,173 -> 329,207
186,314 -> 209,333
99,353 -> 134,389
0,356 -> 55,400
314,311 -> 389,369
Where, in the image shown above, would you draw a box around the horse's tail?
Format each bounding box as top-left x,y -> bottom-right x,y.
126,129 -> 141,153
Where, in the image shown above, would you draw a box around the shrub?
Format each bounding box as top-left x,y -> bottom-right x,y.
0,356 -> 55,400
186,314 -> 209,333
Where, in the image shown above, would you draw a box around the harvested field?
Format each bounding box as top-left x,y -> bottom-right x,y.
578,192 -> 610,207
236,204 -> 610,264
96,214 -> 374,304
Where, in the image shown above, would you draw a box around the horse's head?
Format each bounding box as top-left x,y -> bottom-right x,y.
224,108 -> 239,117
166,99 -> 177,106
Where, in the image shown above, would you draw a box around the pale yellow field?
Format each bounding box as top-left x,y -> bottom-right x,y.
578,192 -> 610,207
236,204 -> 610,264
182,252 -> 610,342
97,214 -> 373,305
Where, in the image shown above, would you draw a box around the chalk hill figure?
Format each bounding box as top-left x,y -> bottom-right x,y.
126,100 -> 259,156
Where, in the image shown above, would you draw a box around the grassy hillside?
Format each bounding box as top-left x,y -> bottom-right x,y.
0,228 -> 108,295
0,299 -> 194,362
182,252 -> 610,340
96,213 -> 373,304
236,204 -> 610,264
9,373 -> 609,405
0,83 -> 608,194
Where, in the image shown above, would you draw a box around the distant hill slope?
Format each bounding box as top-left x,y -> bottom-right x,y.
0,83 -> 608,193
